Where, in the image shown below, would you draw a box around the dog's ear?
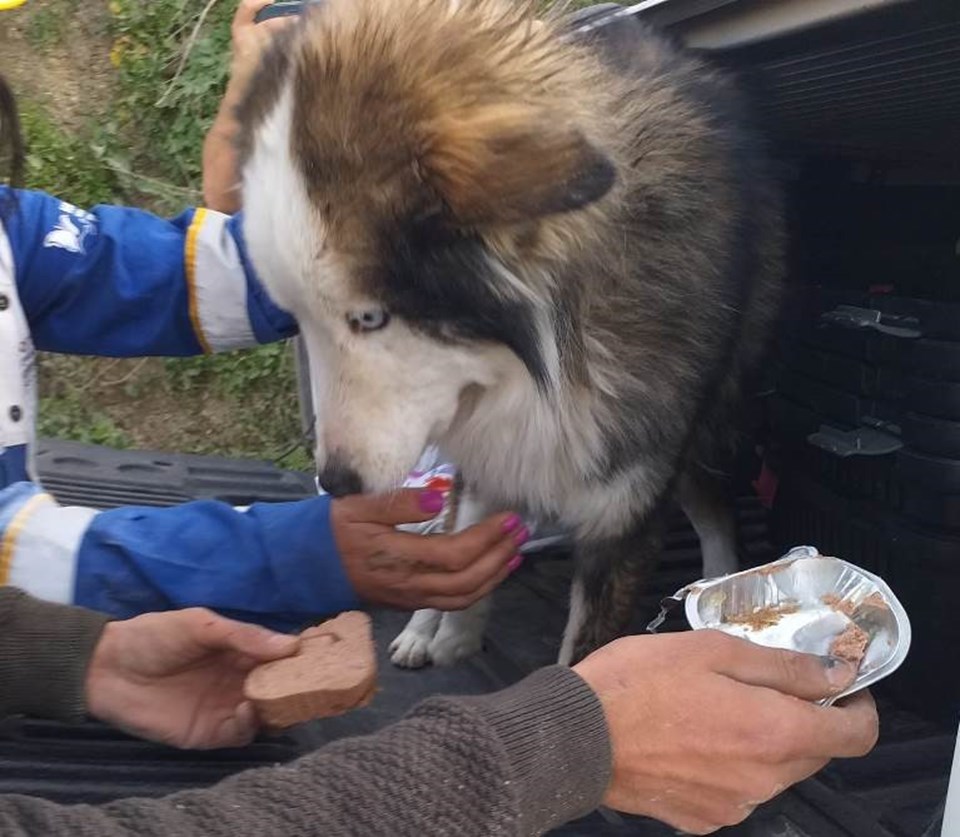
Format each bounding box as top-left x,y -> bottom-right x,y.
424,105 -> 616,225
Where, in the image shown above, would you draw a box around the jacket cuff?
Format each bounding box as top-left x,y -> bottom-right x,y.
0,587 -> 110,723
244,496 -> 359,617
456,666 -> 612,836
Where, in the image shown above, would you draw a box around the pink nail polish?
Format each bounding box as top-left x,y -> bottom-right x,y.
508,554 -> 524,573
418,490 -> 445,514
514,526 -> 530,546
502,514 -> 522,533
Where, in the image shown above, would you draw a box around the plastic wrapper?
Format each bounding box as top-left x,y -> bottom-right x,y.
398,447 -> 568,550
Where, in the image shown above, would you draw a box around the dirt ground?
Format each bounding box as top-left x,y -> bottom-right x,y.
0,0 -> 115,131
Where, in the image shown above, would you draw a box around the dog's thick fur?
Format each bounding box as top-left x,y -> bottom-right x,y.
237,0 -> 784,666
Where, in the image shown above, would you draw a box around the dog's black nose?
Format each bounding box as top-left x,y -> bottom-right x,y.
317,459 -> 364,498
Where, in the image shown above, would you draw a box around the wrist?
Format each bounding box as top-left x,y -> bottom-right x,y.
206,111 -> 241,146
0,590 -> 111,723
84,621 -> 122,724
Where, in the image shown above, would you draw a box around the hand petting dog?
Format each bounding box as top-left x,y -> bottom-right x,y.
203,0 -> 294,212
330,489 -> 527,611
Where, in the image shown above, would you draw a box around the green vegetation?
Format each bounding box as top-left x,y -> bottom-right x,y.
19,104 -> 119,208
38,396 -> 132,449
14,0 -> 306,467
108,0 -> 234,194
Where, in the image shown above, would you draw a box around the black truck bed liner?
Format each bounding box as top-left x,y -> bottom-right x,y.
0,440 -> 950,836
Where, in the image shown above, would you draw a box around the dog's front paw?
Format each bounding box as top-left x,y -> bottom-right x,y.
389,627 -> 435,669
426,631 -> 483,667
389,609 -> 442,669
390,628 -> 431,668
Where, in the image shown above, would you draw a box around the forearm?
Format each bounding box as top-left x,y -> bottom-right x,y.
74,495 -> 357,631
202,86 -> 245,213
6,189 -> 296,357
0,587 -> 109,722
0,481 -> 355,632
0,667 -> 610,837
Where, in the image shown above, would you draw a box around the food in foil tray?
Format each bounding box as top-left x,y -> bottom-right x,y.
649,546 -> 911,704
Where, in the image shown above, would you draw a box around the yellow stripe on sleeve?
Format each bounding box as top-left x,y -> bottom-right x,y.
0,493 -> 52,585
185,207 -> 213,354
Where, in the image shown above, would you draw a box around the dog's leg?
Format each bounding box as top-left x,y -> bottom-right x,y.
389,608 -> 444,668
425,489 -> 494,666
389,488 -> 495,668
427,595 -> 492,666
678,468 -> 739,580
560,508 -> 667,666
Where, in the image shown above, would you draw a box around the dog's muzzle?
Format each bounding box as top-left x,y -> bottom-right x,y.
317,455 -> 364,498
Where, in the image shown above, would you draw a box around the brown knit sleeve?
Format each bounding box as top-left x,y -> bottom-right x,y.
0,586 -> 110,723
0,665 -> 611,837
455,665 -> 613,835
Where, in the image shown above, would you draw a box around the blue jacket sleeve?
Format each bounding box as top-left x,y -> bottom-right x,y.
73,496 -> 358,632
2,188 -> 297,356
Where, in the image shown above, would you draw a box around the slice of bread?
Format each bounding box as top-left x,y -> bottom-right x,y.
244,611 -> 377,728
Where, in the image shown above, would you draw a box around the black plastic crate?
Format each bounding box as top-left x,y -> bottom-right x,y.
909,340 -> 960,382
906,377 -> 960,421
771,474 -> 888,575
898,448 -> 960,495
904,412 -> 960,459
883,520 -> 960,724
778,369 -> 900,429
801,326 -> 905,366
783,346 -> 904,400
901,483 -> 960,531
873,296 -> 960,342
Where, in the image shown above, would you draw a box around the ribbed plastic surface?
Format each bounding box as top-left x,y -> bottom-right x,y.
710,1 -> 960,161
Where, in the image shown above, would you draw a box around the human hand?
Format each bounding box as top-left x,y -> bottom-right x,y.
228,0 -> 295,97
331,488 -> 527,610
573,631 -> 879,834
203,0 -> 295,211
85,609 -> 299,749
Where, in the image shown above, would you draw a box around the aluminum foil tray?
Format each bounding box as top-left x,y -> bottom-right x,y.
649,546 -> 911,704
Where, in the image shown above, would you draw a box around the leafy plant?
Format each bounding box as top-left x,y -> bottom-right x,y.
107,0 -> 234,189
20,104 -> 120,207
38,395 -> 132,449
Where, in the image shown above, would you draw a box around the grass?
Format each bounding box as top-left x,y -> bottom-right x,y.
25,3 -> 67,50
38,395 -> 132,450
19,104 -> 120,208
16,0 -> 307,468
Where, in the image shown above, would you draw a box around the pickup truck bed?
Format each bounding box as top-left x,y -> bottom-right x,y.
0,440 -> 951,836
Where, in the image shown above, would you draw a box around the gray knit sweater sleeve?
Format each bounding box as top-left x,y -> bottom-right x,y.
0,586 -> 110,723
0,588 -> 612,837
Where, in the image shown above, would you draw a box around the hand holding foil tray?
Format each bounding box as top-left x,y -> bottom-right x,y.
649,546 -> 911,704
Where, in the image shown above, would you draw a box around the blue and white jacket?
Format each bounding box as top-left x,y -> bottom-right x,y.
0,189 -> 357,631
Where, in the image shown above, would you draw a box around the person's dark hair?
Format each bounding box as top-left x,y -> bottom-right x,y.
0,75 -> 25,220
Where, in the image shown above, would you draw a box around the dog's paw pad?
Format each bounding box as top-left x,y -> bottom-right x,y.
426,633 -> 483,667
389,629 -> 434,669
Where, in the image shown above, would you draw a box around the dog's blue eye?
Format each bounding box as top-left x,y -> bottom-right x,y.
347,308 -> 390,334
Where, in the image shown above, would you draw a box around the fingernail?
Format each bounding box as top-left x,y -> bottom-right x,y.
514,526 -> 530,547
822,656 -> 857,689
418,490 -> 445,514
508,554 -> 524,573
502,514 -> 522,533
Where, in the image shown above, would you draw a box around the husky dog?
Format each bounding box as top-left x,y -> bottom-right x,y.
238,0 -> 784,667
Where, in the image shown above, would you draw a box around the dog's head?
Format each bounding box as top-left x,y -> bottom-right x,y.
239,0 -> 618,495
